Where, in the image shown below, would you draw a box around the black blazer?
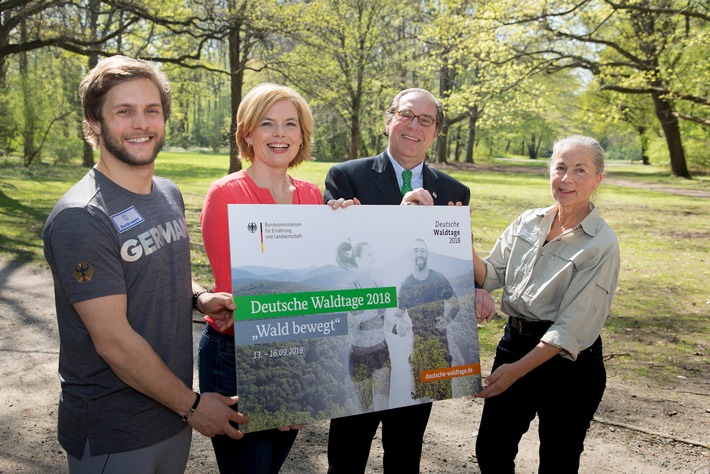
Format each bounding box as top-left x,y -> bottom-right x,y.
324,152 -> 470,206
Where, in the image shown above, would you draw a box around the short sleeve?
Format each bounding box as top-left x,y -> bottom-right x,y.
45,208 -> 127,304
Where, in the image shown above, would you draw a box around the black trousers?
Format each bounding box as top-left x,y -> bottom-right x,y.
327,402 -> 432,473
475,321 -> 606,474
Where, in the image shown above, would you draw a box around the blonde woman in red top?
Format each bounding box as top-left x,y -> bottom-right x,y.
198,83 -> 353,473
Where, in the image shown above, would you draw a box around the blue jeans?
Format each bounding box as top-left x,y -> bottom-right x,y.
198,325 -> 298,474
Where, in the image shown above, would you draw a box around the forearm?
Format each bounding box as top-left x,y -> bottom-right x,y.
98,327 -> 246,438
192,279 -> 211,313
476,340 -> 561,398
472,246 -> 487,287
511,341 -> 562,377
101,329 -> 197,415
74,296 -> 196,417
192,280 -> 208,294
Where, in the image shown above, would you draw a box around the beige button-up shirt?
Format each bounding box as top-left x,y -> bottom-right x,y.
482,204 -> 620,360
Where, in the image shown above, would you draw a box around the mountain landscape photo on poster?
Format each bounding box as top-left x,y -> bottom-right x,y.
228,204 -> 482,432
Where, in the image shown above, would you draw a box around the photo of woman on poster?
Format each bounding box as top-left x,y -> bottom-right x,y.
336,239 -> 391,411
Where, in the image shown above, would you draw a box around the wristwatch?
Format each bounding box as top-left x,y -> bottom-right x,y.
192,288 -> 212,312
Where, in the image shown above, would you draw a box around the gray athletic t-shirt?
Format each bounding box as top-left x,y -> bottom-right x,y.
43,168 -> 193,458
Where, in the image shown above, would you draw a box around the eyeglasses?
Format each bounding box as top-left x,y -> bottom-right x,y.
393,109 -> 436,127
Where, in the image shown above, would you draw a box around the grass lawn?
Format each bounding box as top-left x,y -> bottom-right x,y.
1,151 -> 708,385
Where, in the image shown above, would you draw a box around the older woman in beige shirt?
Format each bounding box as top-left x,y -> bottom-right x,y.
473,135 -> 620,474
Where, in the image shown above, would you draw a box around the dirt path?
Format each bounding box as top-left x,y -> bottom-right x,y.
603,177 -> 710,199
1,259 -> 708,473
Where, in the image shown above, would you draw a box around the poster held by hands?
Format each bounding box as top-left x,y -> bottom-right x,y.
229,204 -> 482,432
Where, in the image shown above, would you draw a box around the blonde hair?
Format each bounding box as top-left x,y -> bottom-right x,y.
236,83 -> 314,167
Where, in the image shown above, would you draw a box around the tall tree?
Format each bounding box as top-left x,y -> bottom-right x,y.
0,1 -> 142,86
420,0 -> 551,163
1,1 -> 146,165
500,0 -> 709,178
224,0 -> 279,173
280,0 -> 413,160
81,0 -> 101,167
579,85 -> 658,164
19,18 -> 36,164
159,0 -> 294,173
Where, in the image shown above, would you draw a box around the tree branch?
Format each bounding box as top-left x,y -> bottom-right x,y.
673,111 -> 710,127
604,0 -> 710,23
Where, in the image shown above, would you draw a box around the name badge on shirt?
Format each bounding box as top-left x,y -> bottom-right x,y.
111,206 -> 145,233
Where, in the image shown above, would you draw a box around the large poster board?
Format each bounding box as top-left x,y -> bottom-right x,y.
228,204 -> 482,432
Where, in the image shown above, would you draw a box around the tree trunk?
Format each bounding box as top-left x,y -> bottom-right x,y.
349,95 -> 361,160
437,60 -> 455,164
227,17 -> 243,175
81,1 -> 102,167
82,55 -> 99,167
436,126 -> 448,164
526,134 -> 540,160
20,20 -> 36,166
453,127 -> 461,162
465,107 -> 478,164
650,91 -> 690,178
0,7 -> 9,88
629,7 -> 690,178
636,126 -> 650,165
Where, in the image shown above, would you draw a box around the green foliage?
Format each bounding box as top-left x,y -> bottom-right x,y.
46,136 -> 83,164
0,90 -> 19,154
351,364 -> 374,409
1,48 -> 84,163
2,1 -> 707,174
679,120 -> 710,170
166,67 -> 232,152
278,0 -> 415,160
235,332 -> 366,430
410,336 -> 452,400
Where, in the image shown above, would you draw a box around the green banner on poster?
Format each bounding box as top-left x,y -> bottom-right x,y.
234,287 -> 397,321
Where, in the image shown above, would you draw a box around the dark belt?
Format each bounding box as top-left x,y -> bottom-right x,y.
508,317 -> 552,336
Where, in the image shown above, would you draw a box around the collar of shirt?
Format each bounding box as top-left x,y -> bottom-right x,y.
540,203 -> 601,238
386,149 -> 424,190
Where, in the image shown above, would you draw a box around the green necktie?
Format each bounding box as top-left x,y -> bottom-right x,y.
401,169 -> 413,195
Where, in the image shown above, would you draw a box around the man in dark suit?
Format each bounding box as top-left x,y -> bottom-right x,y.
324,88 -> 493,473
325,89 -> 469,208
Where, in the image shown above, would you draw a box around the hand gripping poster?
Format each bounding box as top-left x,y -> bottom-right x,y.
228,204 -> 482,432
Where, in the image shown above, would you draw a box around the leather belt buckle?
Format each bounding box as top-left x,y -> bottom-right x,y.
510,317 -> 538,336
509,317 -> 522,333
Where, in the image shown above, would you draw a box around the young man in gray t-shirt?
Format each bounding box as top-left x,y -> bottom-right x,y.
44,55 -> 246,472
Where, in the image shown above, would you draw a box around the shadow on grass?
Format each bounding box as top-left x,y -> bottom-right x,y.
0,188 -> 50,264
606,276 -> 709,382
